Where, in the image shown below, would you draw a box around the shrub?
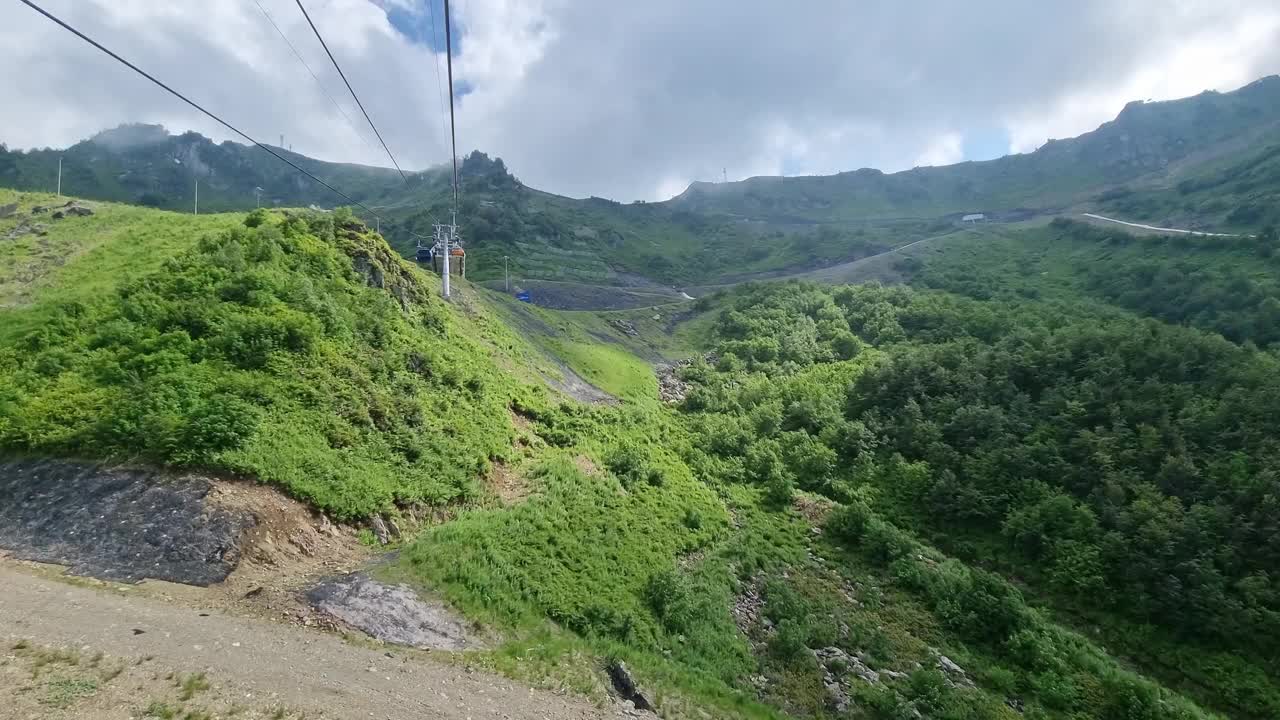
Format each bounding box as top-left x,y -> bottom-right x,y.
825,501 -> 873,543
769,619 -> 810,661
244,208 -> 269,228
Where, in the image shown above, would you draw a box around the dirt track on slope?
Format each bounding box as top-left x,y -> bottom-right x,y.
0,562 -> 612,720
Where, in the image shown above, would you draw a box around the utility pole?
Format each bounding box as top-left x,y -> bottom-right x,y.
504,255 -> 510,292
723,167 -> 727,183
194,178 -> 199,215
57,157 -> 62,197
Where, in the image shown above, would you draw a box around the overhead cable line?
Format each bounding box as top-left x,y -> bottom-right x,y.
426,1 -> 452,151
17,0 -> 419,232
250,0 -> 382,163
444,0 -> 460,219
294,0 -> 408,183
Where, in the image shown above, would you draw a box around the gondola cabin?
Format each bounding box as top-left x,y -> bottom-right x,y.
428,245 -> 466,278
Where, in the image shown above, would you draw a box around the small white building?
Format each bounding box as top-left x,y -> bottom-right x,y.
962,213 -> 985,223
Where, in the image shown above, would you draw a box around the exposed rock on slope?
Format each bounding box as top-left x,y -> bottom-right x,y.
0,459 -> 253,585
308,572 -> 477,650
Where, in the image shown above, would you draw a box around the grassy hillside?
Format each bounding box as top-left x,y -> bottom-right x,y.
1,194 -> 1251,719
907,219 -> 1280,345
1094,130 -> 1280,230
394,281 -> 1243,720
0,189 -> 244,342
0,196 -> 548,519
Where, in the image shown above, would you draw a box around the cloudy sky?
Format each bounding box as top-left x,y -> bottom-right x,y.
2,0 -> 1279,201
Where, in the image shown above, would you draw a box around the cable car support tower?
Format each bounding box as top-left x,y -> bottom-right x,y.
439,0 -> 461,298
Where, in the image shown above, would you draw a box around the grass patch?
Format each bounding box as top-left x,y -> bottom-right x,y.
0,189 -> 242,344
144,701 -> 179,719
545,339 -> 657,401
41,676 -> 98,708
176,672 -> 210,701
22,645 -> 81,676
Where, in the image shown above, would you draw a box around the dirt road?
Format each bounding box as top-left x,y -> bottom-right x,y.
0,562 -> 613,719
1080,212 -> 1248,238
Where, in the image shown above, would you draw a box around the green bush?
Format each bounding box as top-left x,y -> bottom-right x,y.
0,212 -> 522,519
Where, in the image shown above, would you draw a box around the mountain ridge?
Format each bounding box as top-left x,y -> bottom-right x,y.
3,75 -> 1279,287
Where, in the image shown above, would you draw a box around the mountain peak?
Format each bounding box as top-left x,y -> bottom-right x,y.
89,123 -> 171,152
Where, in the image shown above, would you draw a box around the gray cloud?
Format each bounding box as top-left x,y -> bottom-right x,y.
2,0 -> 1279,201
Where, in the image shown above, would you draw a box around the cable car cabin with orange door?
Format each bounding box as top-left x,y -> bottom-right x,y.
429,245 -> 466,278
414,236 -> 467,278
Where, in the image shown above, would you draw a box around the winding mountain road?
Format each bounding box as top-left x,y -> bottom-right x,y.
1080,213 -> 1250,238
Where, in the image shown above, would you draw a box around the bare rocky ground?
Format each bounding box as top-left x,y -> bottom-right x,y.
0,460 -> 636,718
0,563 -> 613,720
307,572 -> 480,651
0,460 -> 257,585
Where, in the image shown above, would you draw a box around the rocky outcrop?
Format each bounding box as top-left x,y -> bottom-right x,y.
0,459 -> 254,585
368,514 -> 401,545
656,363 -> 689,404
3,220 -> 48,240
814,646 -> 881,713
307,572 -> 475,650
47,201 -> 94,220
730,576 -> 766,645
656,353 -> 719,404
343,227 -> 428,313
937,654 -> 974,688
611,318 -> 639,336
606,660 -> 654,712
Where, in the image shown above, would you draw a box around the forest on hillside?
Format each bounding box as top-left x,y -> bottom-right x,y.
673,240 -> 1280,716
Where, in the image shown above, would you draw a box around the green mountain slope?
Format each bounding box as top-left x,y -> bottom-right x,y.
0,123 -> 437,214
671,75 -> 1280,222
0,191 -> 543,518
4,191 -> 1266,719
5,77 -> 1278,289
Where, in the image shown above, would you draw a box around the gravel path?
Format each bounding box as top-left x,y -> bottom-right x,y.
0,563 -> 611,720
1080,212 -> 1249,238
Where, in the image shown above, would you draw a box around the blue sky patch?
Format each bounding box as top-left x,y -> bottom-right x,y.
962,126 -> 1012,162
382,0 -> 460,56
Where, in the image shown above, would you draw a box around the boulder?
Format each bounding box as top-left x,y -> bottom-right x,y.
4,221 -> 36,241
370,515 -> 392,545
937,654 -> 974,688
66,205 -> 94,217
606,660 -> 654,712
611,319 -> 639,336
0,202 -> 17,218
